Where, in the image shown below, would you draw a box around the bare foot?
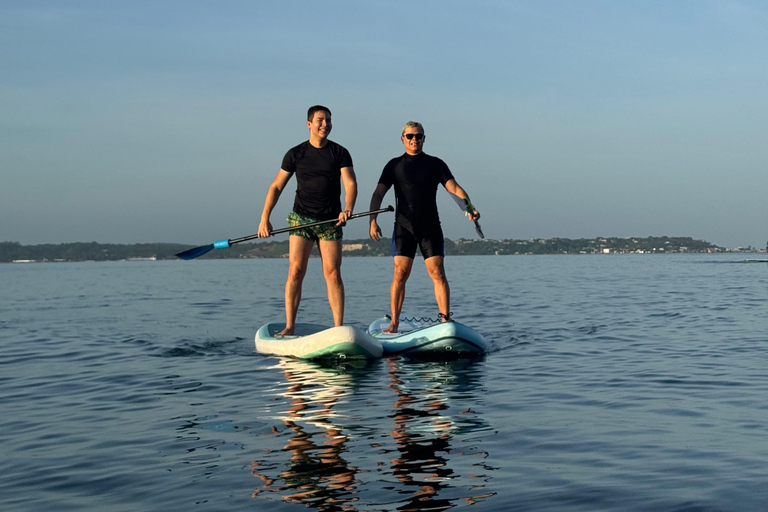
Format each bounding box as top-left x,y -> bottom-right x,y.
275,326 -> 295,337
382,322 -> 399,334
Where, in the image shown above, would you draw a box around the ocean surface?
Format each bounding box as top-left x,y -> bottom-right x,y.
1,253 -> 767,512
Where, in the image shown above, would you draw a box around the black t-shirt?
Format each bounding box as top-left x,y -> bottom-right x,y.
281,140 -> 353,220
378,152 -> 454,234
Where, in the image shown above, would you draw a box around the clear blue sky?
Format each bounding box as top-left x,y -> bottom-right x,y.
2,0 -> 766,248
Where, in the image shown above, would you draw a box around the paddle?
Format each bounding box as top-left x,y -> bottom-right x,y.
447,191 -> 484,239
176,205 -> 394,260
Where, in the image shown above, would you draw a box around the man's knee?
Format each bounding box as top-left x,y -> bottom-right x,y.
287,262 -> 308,282
425,259 -> 447,282
322,261 -> 343,283
322,252 -> 342,280
393,260 -> 412,282
428,269 -> 447,283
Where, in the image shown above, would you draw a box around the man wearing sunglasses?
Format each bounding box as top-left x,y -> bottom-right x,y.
368,121 -> 480,334
258,105 -> 357,337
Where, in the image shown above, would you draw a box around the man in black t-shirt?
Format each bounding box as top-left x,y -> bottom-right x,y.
259,106 -> 357,337
369,121 -> 480,334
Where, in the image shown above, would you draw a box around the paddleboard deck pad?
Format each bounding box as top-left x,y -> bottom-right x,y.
255,323 -> 382,360
367,316 -> 488,359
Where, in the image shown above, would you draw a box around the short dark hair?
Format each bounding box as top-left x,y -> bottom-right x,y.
307,105 -> 331,122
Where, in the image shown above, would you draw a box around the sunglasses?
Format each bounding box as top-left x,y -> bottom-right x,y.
404,133 -> 424,140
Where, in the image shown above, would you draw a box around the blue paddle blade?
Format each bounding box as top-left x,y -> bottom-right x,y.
175,244 -> 214,260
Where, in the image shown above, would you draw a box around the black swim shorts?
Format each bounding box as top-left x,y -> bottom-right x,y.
391,223 -> 444,259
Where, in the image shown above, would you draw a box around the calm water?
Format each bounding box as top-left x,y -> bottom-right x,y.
1,254 -> 767,511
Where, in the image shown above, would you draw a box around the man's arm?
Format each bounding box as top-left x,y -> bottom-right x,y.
338,166 -> 357,225
444,179 -> 480,221
258,169 -> 292,237
368,182 -> 390,241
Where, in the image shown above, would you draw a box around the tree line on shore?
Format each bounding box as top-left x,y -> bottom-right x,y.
1,236 -> 727,263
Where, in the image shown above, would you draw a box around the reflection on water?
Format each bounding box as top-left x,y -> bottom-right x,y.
250,358 -> 496,510
250,359 -> 366,509
385,359 -> 496,511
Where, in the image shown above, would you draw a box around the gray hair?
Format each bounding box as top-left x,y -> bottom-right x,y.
401,121 -> 424,137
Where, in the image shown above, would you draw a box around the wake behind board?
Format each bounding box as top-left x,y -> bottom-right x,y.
255,323 -> 382,360
367,316 -> 488,359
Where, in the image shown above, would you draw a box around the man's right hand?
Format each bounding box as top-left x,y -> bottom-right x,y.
369,219 -> 382,241
258,218 -> 273,238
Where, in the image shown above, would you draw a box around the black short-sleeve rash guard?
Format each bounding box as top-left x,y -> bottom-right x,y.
281,140 -> 353,220
378,152 -> 454,234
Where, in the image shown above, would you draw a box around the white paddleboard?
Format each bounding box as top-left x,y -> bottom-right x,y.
255,323 -> 382,359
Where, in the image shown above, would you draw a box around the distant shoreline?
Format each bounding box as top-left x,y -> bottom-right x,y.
2,237 -> 763,263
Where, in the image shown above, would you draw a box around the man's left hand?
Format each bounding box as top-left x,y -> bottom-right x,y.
337,209 -> 352,226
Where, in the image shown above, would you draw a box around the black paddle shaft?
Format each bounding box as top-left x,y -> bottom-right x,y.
229,205 -> 394,244
175,206 -> 394,260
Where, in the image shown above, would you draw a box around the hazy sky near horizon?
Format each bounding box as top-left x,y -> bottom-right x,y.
2,0 -> 766,248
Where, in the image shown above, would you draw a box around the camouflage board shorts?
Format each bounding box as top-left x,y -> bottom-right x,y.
287,211 -> 343,241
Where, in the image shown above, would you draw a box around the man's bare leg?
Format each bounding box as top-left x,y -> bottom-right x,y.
318,239 -> 345,327
385,256 -> 414,333
276,236 -> 314,337
425,255 -> 450,322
